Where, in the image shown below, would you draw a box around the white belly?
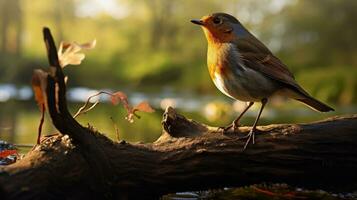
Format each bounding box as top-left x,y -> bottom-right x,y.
212,68 -> 278,102
212,73 -> 235,98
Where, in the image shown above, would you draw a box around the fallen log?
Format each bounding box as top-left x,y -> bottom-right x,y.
0,28 -> 356,200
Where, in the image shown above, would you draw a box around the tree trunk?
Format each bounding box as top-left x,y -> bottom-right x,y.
0,0 -> 23,55
1,28 -> 357,200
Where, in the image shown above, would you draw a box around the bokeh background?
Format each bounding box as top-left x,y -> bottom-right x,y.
0,0 -> 356,146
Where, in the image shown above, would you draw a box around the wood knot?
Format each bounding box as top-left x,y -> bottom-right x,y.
161,107 -> 208,138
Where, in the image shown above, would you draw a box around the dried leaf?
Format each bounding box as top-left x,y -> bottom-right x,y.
125,101 -> 155,123
32,70 -> 48,144
110,91 -> 129,107
79,40 -> 96,49
133,101 -> 155,113
75,90 -> 154,124
58,39 -> 96,68
31,70 -> 48,111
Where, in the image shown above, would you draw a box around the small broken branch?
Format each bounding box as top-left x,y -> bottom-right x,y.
36,104 -> 45,144
73,90 -> 154,122
73,91 -> 111,118
110,116 -> 120,141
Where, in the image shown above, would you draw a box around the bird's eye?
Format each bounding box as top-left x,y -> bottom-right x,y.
212,17 -> 222,24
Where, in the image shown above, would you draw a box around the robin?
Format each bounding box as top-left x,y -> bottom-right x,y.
191,13 -> 334,149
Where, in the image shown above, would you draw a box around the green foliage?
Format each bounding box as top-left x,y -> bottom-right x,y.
278,0 -> 357,67
296,66 -> 357,105
0,0 -> 356,105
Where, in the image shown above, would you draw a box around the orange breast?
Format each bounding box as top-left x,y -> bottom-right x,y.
207,43 -> 230,80
203,26 -> 235,44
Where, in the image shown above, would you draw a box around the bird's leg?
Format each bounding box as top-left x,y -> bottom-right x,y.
232,102 -> 254,129
243,98 -> 267,150
222,102 -> 254,132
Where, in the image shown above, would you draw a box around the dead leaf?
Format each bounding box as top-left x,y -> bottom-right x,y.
79,40 -> 97,49
75,90 -> 154,124
32,69 -> 48,111
125,101 -> 155,123
133,101 -> 155,113
32,70 -> 48,144
57,39 -> 96,68
110,91 -> 129,108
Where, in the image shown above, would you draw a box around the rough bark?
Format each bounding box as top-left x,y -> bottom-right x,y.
0,28 -> 357,200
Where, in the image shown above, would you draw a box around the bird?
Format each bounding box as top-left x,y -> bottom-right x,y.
191,13 -> 334,150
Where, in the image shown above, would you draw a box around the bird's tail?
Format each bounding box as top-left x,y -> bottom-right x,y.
296,96 -> 334,112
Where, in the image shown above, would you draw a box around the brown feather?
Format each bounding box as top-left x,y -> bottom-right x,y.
235,36 -> 311,97
297,97 -> 334,112
235,36 -> 272,55
236,37 -> 334,112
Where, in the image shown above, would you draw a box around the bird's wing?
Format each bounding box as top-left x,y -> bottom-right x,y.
243,52 -> 310,97
235,36 -> 273,55
234,37 -> 333,111
242,52 -> 334,111
242,53 -> 295,83
236,38 -> 309,96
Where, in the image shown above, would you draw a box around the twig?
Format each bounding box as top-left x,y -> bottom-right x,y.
110,117 -> 120,142
37,104 -> 45,144
73,90 -> 150,124
14,144 -> 34,148
73,91 -> 112,118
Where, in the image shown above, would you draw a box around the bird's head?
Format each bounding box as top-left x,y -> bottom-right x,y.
191,13 -> 248,44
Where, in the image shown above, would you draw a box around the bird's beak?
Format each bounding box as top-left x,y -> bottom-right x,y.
191,19 -> 204,26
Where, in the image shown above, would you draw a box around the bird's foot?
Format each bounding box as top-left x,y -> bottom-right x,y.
242,129 -> 256,151
218,122 -> 240,133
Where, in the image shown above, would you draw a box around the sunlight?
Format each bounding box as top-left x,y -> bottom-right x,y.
76,0 -> 130,19
160,98 -> 177,110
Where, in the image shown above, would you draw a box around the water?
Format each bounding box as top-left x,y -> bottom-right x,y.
0,83 -> 352,147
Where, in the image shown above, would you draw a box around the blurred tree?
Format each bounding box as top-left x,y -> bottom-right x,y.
0,0 -> 356,104
277,0 -> 357,67
53,0 -> 76,42
262,0 -> 357,104
144,0 -> 174,49
0,0 -> 23,56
